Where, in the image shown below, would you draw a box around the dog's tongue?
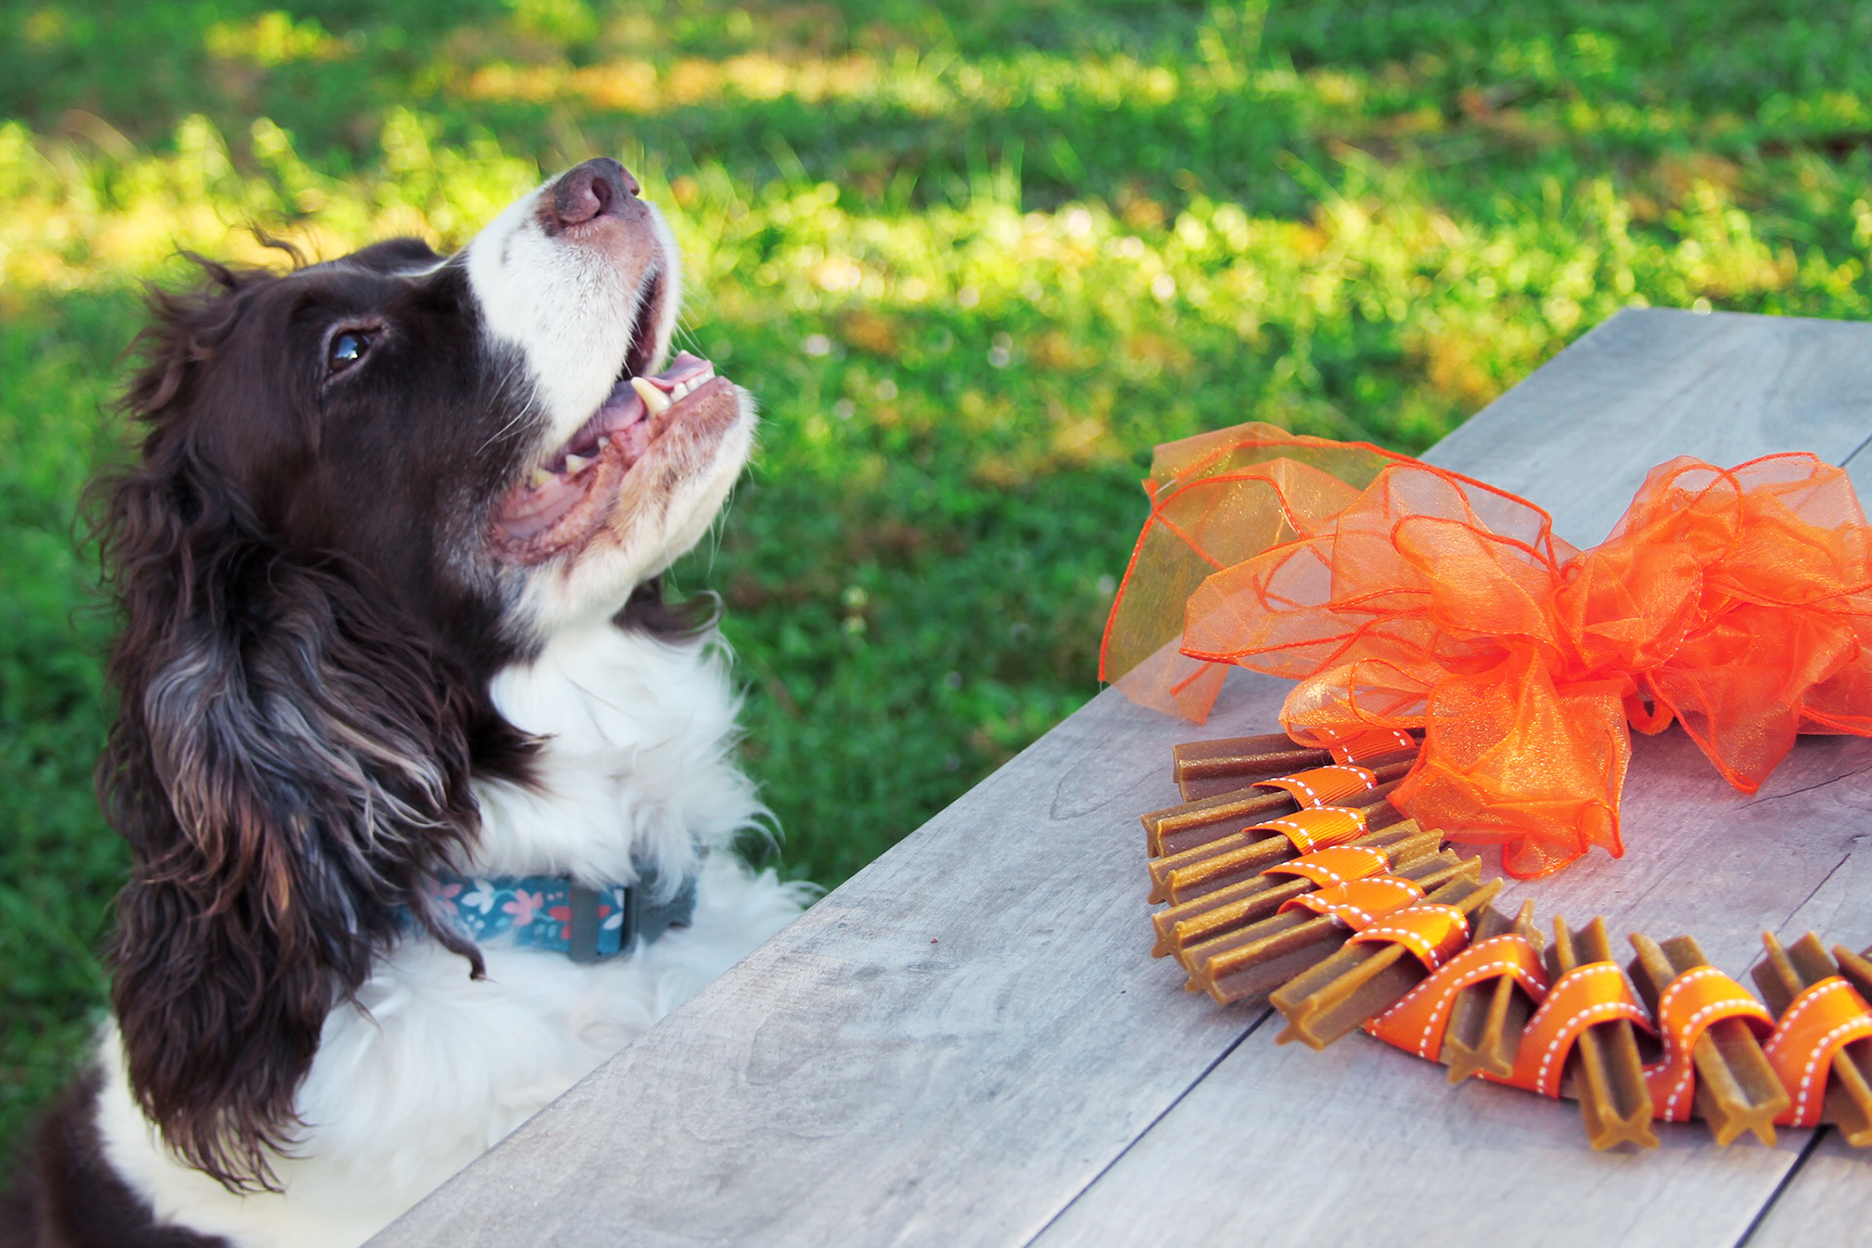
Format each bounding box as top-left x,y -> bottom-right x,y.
494,353 -> 722,544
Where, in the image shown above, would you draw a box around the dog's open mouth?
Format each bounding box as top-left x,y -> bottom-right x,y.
490,351 -> 737,563
490,261 -> 745,567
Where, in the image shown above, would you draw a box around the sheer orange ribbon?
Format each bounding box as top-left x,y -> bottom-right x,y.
1101,424 -> 1872,877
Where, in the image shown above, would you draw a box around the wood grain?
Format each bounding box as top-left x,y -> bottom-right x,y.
1751,343 -> 1872,1242
1032,732 -> 1871,1248
1743,1131 -> 1872,1246
1713,847 -> 1872,1244
373,308 -> 1872,1248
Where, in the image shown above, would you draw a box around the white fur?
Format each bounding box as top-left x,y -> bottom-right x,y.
464,175 -> 683,447
89,168 -> 812,1247
473,623 -> 762,886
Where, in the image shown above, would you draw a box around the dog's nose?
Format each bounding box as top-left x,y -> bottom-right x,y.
549,158 -> 642,229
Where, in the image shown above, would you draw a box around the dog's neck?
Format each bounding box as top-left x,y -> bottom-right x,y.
464,618 -> 761,886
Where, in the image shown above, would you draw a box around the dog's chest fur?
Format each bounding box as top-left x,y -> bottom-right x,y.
474,619 -> 763,882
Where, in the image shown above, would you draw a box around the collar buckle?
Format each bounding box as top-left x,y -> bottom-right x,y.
566,869 -> 697,963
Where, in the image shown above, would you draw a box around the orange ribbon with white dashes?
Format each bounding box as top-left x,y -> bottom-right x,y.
1491,961 -> 1652,1097
1280,875 -> 1424,929
1763,976 -> 1872,1127
1254,764 -> 1377,809
1316,726 -> 1419,765
1367,934 -> 1550,1062
1641,966 -> 1775,1122
1345,903 -> 1473,972
1262,845 -> 1390,889
1247,806 -> 1368,853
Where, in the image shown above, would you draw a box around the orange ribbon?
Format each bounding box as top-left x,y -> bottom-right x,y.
1316,726 -> 1418,764
1246,806 -> 1367,853
1367,934 -> 1549,1062
1102,424 -> 1872,877
1280,875 -> 1424,927
1641,967 -> 1775,1122
1489,961 -> 1652,1097
1763,976 -> 1872,1127
1263,845 -> 1391,888
1348,903 -> 1471,970
1254,764 -> 1376,808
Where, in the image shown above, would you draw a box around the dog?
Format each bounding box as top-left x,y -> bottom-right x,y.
1,158 -> 812,1248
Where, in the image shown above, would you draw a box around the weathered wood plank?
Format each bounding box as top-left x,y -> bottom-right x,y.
374,308 -> 1872,1247
1744,1131 -> 1872,1246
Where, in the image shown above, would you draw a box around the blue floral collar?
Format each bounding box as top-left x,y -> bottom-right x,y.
425,866 -> 696,962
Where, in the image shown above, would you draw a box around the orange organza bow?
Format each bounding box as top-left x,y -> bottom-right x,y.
1101,424 -> 1872,877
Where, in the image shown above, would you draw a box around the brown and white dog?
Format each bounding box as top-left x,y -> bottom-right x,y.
1,159 -> 810,1247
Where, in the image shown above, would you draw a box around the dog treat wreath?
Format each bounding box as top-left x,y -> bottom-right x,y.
1099,423 -> 1872,1150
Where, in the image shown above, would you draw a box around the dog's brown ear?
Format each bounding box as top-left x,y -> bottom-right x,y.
94,279 -> 491,1192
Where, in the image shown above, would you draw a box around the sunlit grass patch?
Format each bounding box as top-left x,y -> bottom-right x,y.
0,114 -> 543,294
205,10 -> 348,67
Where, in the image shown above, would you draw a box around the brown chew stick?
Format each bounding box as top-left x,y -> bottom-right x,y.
1150,824 -> 1444,960
1176,747 -> 1420,801
1184,853 -> 1481,1007
1172,732 -> 1421,801
1142,772 -> 1410,859
1752,935 -> 1833,1018
1440,901 -> 1544,1084
1628,932 -> 1788,1146
1142,786 -> 1292,858
1147,799 -> 1416,906
1554,918 -> 1657,1150
1835,944 -> 1872,1002
1269,875 -> 1503,1049
1172,733 -> 1331,788
1753,933 -> 1872,1146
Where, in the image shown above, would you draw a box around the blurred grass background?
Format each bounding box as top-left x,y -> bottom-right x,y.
5,0 -> 1872,1156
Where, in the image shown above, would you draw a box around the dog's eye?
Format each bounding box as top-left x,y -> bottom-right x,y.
328,330 -> 373,375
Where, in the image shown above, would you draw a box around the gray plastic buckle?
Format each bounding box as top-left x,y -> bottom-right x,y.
567,870 -> 698,963
567,883 -> 606,964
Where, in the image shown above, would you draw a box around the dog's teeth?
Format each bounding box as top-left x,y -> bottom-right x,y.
632,377 -> 672,415
672,380 -> 693,401
597,433 -> 610,449
529,468 -> 552,488
563,452 -> 593,473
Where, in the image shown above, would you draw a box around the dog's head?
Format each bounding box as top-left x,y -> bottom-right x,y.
97,159 -> 750,1189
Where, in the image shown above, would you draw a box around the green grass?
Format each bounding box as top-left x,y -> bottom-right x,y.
5,0 -> 1872,1158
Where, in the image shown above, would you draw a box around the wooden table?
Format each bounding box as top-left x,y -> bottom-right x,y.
373,308 -> 1872,1247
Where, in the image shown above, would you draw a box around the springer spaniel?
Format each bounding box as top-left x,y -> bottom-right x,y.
1,159 -> 812,1247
